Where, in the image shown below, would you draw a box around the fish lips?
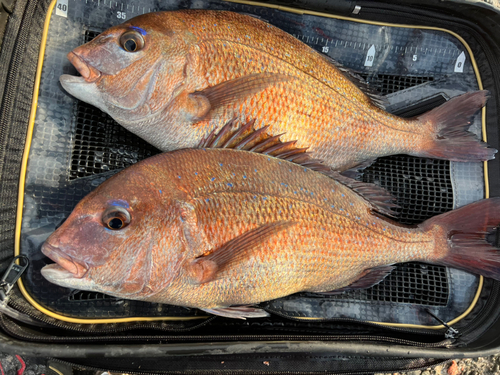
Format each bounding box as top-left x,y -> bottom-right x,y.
67,51 -> 101,83
41,243 -> 88,278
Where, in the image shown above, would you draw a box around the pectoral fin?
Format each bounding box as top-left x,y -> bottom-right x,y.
200,306 -> 270,320
186,221 -> 294,284
189,73 -> 291,120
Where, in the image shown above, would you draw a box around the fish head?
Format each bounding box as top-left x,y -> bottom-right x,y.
40,165 -> 187,299
59,12 -> 196,127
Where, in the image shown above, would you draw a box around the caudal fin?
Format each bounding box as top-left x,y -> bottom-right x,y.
423,198 -> 500,280
416,91 -> 497,162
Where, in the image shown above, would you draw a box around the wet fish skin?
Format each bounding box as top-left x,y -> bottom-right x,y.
59,10 -> 495,171
40,144 -> 500,316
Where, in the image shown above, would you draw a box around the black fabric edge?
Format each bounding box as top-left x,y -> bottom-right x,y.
0,0 -> 51,274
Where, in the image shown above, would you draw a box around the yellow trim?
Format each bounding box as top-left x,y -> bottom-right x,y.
14,0 -> 487,326
14,0 -> 206,324
48,366 -> 65,375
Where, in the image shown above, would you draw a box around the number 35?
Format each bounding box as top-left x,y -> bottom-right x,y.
117,11 -> 126,19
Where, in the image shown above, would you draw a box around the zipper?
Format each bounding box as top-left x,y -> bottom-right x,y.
5,296 -> 217,333
0,257 -> 50,327
0,0 -> 39,173
47,357 -> 450,375
1,298 -> 452,348
0,314 -> 449,347
264,308 -> 447,337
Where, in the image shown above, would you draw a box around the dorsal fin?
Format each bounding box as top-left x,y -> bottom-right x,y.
321,54 -> 388,110
198,120 -> 398,217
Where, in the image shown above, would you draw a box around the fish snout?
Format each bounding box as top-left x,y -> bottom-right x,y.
41,242 -> 88,278
67,51 -> 101,83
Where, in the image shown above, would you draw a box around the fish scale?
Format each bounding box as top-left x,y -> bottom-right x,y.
195,39 -> 409,166
135,148 -> 433,307
59,10 -> 495,172
41,123 -> 500,318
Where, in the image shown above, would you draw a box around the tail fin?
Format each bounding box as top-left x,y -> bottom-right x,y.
416,91 -> 497,162
422,198 -> 500,280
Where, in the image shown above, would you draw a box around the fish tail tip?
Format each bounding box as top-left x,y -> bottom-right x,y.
424,198 -> 500,281
416,90 -> 494,162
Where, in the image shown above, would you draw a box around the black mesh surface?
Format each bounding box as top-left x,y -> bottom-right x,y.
360,73 -> 434,95
341,263 -> 449,305
22,1 -> 484,324
69,290 -> 118,302
361,156 -> 453,225
70,101 -> 160,179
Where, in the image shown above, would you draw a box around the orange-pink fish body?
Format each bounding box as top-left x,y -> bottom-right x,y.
59,10 -> 495,171
41,140 -> 500,318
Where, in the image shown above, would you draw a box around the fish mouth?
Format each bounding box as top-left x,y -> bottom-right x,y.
41,264 -> 94,290
41,243 -> 88,278
67,51 -> 101,83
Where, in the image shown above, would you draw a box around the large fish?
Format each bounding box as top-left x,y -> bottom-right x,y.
59,10 -> 495,172
41,122 -> 500,319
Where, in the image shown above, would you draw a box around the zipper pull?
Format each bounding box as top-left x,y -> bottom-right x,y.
0,255 -> 29,304
0,255 -> 50,327
425,309 -> 460,339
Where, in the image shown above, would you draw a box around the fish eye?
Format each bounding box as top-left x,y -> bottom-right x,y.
102,206 -> 131,230
119,31 -> 145,53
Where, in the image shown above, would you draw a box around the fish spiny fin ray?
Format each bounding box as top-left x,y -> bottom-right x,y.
190,73 -> 291,117
198,120 -> 399,217
330,172 -> 399,217
186,221 -> 295,284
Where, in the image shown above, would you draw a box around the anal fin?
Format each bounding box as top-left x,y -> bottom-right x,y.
314,265 -> 395,295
